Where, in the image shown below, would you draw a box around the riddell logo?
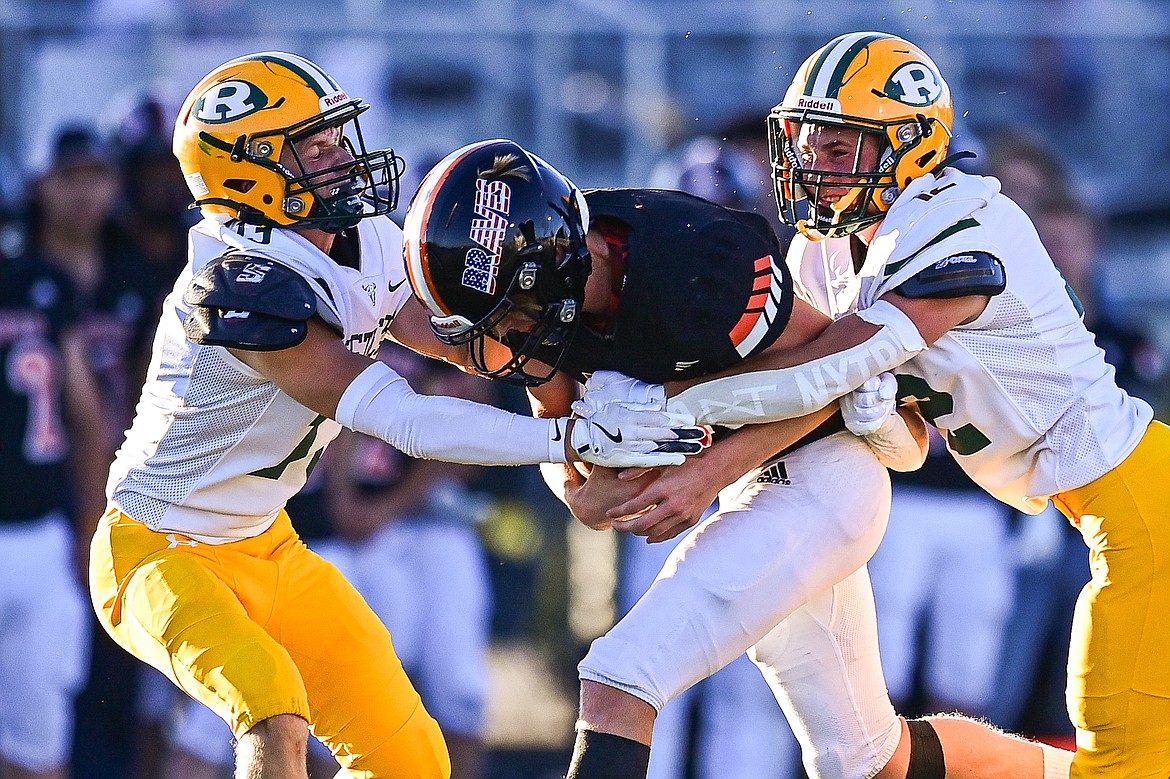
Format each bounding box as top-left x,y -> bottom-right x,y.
795,96 -> 841,113
322,91 -> 350,108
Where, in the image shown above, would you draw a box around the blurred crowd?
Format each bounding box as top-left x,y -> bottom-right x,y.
0,94 -> 1165,779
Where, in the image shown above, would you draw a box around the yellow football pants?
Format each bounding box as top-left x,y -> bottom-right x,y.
1054,420 -> 1170,779
89,506 -> 450,779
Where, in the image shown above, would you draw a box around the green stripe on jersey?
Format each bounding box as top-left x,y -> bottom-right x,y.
884,217 -> 980,277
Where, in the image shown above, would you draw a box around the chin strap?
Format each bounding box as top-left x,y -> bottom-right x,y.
308,188 -> 365,233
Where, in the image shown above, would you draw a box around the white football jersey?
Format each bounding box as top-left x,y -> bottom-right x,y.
789,168 -> 1152,513
107,213 -> 413,543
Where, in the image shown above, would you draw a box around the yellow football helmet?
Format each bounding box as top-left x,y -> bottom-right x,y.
173,51 -> 403,232
768,32 -> 954,239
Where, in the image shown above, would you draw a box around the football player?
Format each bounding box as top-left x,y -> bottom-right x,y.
403,139 -> 1073,779
88,52 -> 706,779
602,31 -> 1169,779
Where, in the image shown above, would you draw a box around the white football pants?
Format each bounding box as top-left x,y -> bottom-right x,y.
580,431 -> 901,779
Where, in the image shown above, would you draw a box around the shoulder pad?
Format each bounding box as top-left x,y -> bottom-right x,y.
895,251 -> 1006,299
182,254 -> 318,351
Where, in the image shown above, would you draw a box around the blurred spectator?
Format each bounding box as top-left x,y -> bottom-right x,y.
24,123 -> 162,434
649,136 -> 764,215
20,123 -> 158,779
111,94 -> 197,298
982,127 -> 1072,216
867,435 -> 1016,718
651,114 -> 788,243
1,234 -> 106,777
1032,196 -> 1165,409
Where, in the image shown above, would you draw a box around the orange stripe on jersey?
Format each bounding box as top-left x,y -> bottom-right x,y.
730,255 -> 779,353
730,310 -> 762,347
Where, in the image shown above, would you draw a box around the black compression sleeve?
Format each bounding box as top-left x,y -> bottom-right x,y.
565,729 -> 651,779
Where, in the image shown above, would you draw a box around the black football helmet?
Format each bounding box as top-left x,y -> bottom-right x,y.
403,139 -> 591,386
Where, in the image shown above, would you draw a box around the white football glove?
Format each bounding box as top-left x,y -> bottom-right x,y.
840,372 -> 899,437
567,401 -> 711,469
576,370 -> 666,415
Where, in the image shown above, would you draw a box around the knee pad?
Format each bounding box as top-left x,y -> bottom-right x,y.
906,719 -> 946,779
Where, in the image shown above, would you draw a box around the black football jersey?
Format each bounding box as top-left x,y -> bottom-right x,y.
0,255 -> 80,523
39,239 -> 167,429
552,188 -> 842,457
554,188 -> 794,384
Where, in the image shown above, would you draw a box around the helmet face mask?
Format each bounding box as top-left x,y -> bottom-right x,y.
277,108 -> 401,233
175,52 -> 404,231
462,279 -> 581,386
403,139 -> 591,387
769,32 -> 954,240
772,117 -> 894,238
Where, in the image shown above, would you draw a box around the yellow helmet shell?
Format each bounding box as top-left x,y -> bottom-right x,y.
174,51 -> 374,226
770,32 -> 954,237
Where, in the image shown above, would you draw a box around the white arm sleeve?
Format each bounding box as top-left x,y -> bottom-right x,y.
336,362 -> 566,465
666,300 -> 926,426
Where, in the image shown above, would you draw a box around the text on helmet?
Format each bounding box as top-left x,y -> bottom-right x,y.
793,96 -> 842,114
320,90 -> 351,110
462,178 -> 512,295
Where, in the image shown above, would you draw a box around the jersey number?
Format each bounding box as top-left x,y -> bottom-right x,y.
895,374 -> 992,455
6,338 -> 68,463
250,414 -> 327,480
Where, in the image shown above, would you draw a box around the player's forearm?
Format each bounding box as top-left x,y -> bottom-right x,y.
61,331 -> 113,526
666,301 -> 926,426
704,405 -> 836,480
337,361 -> 568,465
235,320 -> 567,465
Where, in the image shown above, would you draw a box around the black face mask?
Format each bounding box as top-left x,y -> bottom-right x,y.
280,119 -> 402,233
310,178 -> 365,233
